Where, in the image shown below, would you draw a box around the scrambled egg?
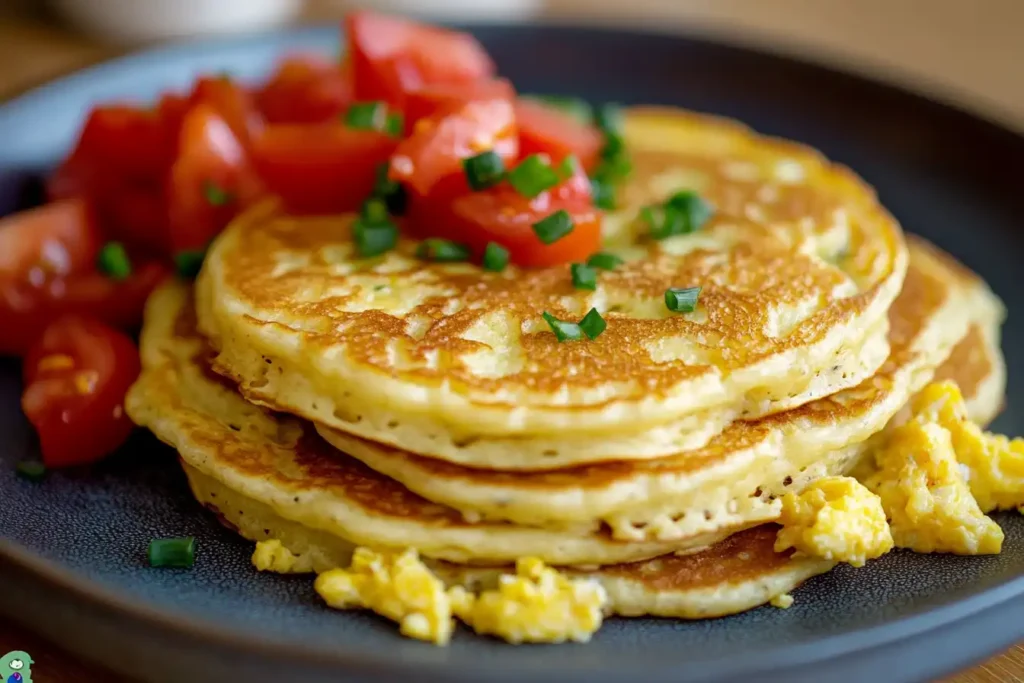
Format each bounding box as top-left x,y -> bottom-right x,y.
775,476 -> 893,567
769,593 -> 794,609
452,557 -> 608,645
315,547 -> 456,645
251,539 -> 313,574
862,382 -> 1006,555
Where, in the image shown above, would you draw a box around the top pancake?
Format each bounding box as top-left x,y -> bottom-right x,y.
197,107 -> 907,469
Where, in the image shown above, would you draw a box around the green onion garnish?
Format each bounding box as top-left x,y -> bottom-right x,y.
482,242 -> 510,272
556,155 -> 581,180
542,312 -> 583,342
645,191 -> 714,240
570,263 -> 597,290
532,210 -> 574,245
345,101 -> 387,131
594,103 -> 624,134
385,112 -> 404,138
15,460 -> 46,482
361,197 -> 390,224
665,286 -> 702,313
587,252 -> 623,270
373,163 -> 406,216
579,308 -> 607,339
509,155 -> 561,198
353,218 -> 398,258
524,94 -> 593,125
203,181 -> 232,207
174,250 -> 206,279
96,241 -> 132,281
462,151 -> 506,191
148,537 -> 196,568
416,239 -> 471,262
591,177 -> 615,209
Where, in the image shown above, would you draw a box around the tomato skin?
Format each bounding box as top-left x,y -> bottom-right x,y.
0,200 -> 100,282
390,97 -> 518,197
346,11 -> 495,108
515,99 -> 604,171
251,123 -> 398,215
257,56 -> 354,124
22,316 -> 140,468
404,78 -> 515,129
74,105 -> 172,182
189,76 -> 264,146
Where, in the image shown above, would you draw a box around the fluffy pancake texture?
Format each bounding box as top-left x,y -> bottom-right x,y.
196,107 -> 907,470
316,237 -> 984,539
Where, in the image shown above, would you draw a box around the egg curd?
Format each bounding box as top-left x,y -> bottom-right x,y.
252,539 -> 313,574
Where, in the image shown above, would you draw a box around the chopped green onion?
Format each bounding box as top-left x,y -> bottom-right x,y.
594,103 -> 624,134
417,238 -> 471,262
482,242 -> 510,272
15,460 -> 46,482
96,241 -> 132,281
579,307 -> 607,339
345,101 -> 387,131
174,250 -> 206,279
556,155 -> 581,180
523,94 -> 593,125
587,252 -> 624,270
665,286 -> 702,313
596,146 -> 632,180
385,112 -> 404,137
203,181 -> 232,207
353,218 -> 398,258
462,151 -> 506,191
148,537 -> 196,569
508,155 -> 561,198
646,191 -> 714,240
361,197 -> 390,224
570,263 -> 597,290
601,131 -> 626,162
542,312 -> 583,342
373,163 -> 406,216
532,210 -> 574,244
591,176 -> 615,209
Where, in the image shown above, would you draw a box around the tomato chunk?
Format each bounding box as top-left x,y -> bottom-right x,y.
251,123 -> 398,214
405,78 -> 515,129
22,317 -> 140,468
0,200 -> 100,282
257,55 -> 354,124
515,98 -> 604,171
73,105 -> 173,182
346,10 -> 495,108
409,165 -> 600,268
390,97 -> 517,197
189,76 -> 263,146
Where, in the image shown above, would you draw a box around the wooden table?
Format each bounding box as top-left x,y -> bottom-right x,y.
2,1 -> 1023,681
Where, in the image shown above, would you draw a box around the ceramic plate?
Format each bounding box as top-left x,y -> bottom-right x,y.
2,23 -> 1024,683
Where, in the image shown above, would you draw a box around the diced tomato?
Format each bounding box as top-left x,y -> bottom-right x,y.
390,97 -> 517,197
0,200 -> 100,283
157,92 -> 192,159
189,76 -> 263,147
346,10 -> 495,108
515,98 -> 604,171
405,78 -> 515,129
408,165 -> 600,268
167,104 -> 262,253
251,123 -> 398,215
256,56 -> 354,125
99,181 -> 170,257
21,317 -> 140,467
73,105 -> 173,182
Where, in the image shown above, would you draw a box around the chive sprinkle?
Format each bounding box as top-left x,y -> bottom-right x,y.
579,308 -> 607,339
385,112 -> 404,138
508,155 -> 561,198
416,239 -> 471,262
594,103 -> 624,134
645,191 -> 714,240
148,537 -> 196,568
462,151 -> 506,191
345,101 -> 387,131
96,241 -> 132,281
482,242 -> 510,272
532,210 -> 574,244
591,176 -> 615,209
361,197 -> 390,224
665,286 -> 702,313
570,263 -> 597,290
373,163 -> 407,215
353,218 -> 398,258
587,252 -> 624,270
542,312 -> 583,342
556,154 -> 581,180
174,250 -> 206,279
203,181 -> 232,207
15,460 -> 46,482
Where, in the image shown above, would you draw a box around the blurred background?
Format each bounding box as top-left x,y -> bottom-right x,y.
0,0 -> 1022,133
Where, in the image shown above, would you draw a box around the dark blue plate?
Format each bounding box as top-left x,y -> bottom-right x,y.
2,24 -> 1024,683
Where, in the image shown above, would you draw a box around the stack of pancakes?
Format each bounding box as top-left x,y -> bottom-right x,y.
126,108 -> 1006,620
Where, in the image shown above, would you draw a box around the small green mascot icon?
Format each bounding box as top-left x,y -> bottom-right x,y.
1,650 -> 33,683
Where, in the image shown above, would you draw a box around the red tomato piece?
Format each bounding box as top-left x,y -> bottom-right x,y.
390,97 -> 517,197
99,181 -> 171,257
73,105 -> 172,182
409,164 -> 600,268
346,10 -> 495,108
404,78 -> 515,129
157,92 -> 192,159
256,55 -> 355,124
21,316 -> 140,468
167,104 -> 262,253
0,200 -> 100,283
251,123 -> 398,215
189,76 -> 264,146
515,98 -> 604,171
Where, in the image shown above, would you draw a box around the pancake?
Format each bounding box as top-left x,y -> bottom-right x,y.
126,283 -> 775,566
316,237 -> 990,539
196,107 -> 907,470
